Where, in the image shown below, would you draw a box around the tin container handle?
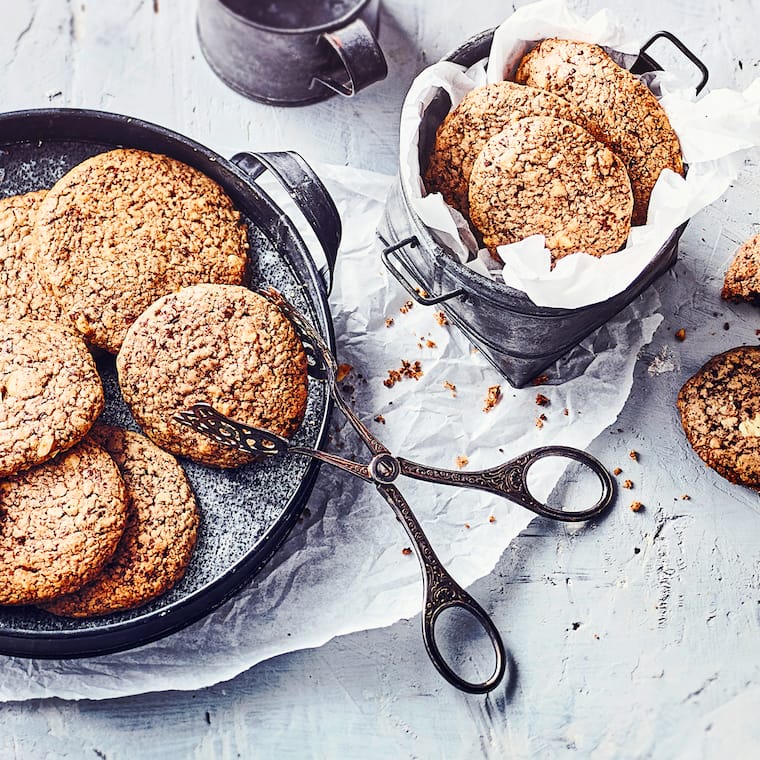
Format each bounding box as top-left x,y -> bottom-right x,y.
382,237 -> 466,306
634,31 -> 709,94
312,18 -> 388,97
231,151 -> 341,294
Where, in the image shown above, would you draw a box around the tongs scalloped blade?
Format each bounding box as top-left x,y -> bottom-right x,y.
258,287 -> 332,381
174,403 -> 291,457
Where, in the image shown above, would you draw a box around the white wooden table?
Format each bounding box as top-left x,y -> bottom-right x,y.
2,1 -> 759,757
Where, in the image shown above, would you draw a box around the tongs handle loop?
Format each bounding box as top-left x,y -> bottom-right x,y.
399,446 -> 614,523
376,483 -> 506,694
516,446 -> 615,522
424,598 -> 507,696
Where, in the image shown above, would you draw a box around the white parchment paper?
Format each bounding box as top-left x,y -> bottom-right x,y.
0,164 -> 663,701
400,0 -> 760,308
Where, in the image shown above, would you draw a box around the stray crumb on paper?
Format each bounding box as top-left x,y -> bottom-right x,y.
483,385 -> 502,412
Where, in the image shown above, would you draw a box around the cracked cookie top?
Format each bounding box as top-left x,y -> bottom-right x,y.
468,116 -> 632,260
0,319 -> 104,478
424,80 -> 586,218
35,149 -> 249,353
43,425 -> 199,618
0,439 -> 127,605
117,284 -> 309,468
678,347 -> 760,487
515,38 -> 683,225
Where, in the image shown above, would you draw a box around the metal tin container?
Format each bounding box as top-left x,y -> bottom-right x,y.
0,109 -> 339,659
378,30 -> 708,387
197,0 -> 388,105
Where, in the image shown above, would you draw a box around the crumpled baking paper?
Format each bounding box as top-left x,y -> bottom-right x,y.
400,0 -> 760,308
0,164 -> 662,701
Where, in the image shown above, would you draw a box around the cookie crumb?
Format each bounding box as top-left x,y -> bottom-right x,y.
426,339 -> 437,349
623,479 -> 633,489
385,317 -> 394,328
563,407 -> 569,416
680,493 -> 690,500
535,393 -> 550,406
402,547 -> 412,556
532,374 -> 549,386
415,287 -> 429,298
443,381 -> 457,397
456,455 -> 469,469
399,300 -> 414,314
435,311 -> 449,326
383,360 -> 423,388
675,328 -> 686,342
613,467 -> 622,476
464,523 -> 471,529
535,413 -> 548,429
336,363 -> 352,382
488,515 -> 496,523
374,415 -> 386,424
483,385 -> 502,413
630,501 -> 644,512
629,450 -> 639,462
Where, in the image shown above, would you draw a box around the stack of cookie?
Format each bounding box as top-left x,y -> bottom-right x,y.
0,148 -> 310,618
424,38 -> 684,263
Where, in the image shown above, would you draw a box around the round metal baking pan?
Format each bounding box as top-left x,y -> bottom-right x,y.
0,108 -> 337,659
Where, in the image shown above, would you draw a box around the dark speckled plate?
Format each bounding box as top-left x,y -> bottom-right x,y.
0,110 -> 334,659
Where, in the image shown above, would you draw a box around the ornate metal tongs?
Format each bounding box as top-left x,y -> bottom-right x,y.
175,289 -> 616,694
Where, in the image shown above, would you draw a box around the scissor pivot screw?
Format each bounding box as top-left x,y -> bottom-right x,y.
369,453 -> 400,484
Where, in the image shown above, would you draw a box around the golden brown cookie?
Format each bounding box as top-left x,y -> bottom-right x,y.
42,425 -> 199,618
0,191 -> 67,323
677,347 -> 760,487
424,80 -> 587,218
722,233 -> 760,304
0,439 -> 127,605
0,319 -> 104,478
117,284 -> 309,468
515,38 -> 683,225
35,149 -> 249,353
468,117 -> 633,259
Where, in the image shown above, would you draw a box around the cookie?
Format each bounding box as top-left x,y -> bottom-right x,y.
117,284 -> 309,468
677,347 -> 760,487
515,38 -> 683,225
424,80 -> 586,217
35,149 -> 249,353
42,425 -> 199,618
0,439 -> 127,605
0,320 -> 104,478
722,233 -> 760,304
468,117 -> 633,259
0,191 -> 67,323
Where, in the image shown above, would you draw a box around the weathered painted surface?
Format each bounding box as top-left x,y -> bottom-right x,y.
1,0 -> 759,757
